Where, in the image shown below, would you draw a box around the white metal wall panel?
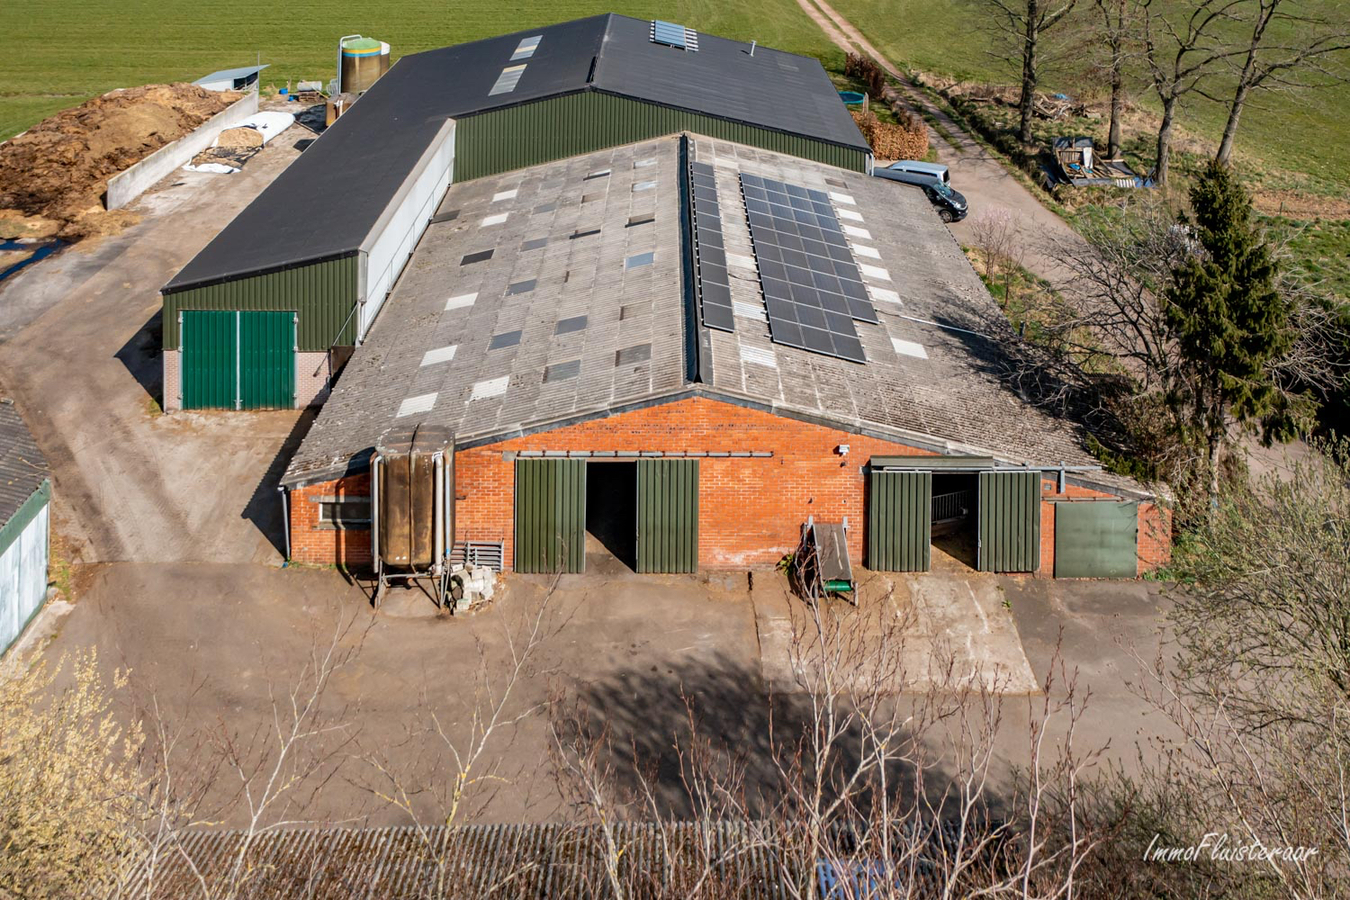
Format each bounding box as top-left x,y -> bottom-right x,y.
359,120 -> 457,337
0,502 -> 49,655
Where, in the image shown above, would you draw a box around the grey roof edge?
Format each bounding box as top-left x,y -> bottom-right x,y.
194,64 -> 269,84
280,385 -> 1151,499
357,118 -> 457,257
161,249 -> 361,295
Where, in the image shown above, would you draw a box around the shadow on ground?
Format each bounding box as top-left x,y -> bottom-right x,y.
560,649 -> 1016,824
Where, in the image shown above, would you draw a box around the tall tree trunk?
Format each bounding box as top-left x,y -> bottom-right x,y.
1215,81 -> 1250,166
1019,0 -> 1040,144
1106,12 -> 1124,159
1154,96 -> 1176,186
1106,56 -> 1124,158
1207,428 -> 1222,511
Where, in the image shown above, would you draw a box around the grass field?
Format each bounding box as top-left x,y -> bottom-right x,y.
9,0 -> 1345,195
827,0 -> 1350,192
1,0 -> 841,140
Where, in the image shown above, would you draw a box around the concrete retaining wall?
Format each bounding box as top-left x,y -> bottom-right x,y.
106,92 -> 260,210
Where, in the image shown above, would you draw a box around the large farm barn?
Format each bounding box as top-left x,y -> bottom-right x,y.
162,14 -> 1169,579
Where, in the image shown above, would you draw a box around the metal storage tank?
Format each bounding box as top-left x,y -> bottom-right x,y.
339,36 -> 390,94
374,424 -> 453,568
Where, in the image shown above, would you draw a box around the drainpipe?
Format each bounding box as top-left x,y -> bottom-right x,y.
278,485 -> 291,565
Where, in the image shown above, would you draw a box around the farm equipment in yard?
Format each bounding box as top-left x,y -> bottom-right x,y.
1046,136 -> 1154,189
791,518 -> 855,604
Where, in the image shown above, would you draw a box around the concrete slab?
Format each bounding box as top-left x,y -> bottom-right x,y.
752,570 -> 1038,695
32,560 -> 762,827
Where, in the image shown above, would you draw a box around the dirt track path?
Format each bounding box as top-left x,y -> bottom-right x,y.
0,128 -> 310,565
796,0 -> 1091,291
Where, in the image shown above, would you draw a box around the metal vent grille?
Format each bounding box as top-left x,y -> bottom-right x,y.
450,541 -> 505,570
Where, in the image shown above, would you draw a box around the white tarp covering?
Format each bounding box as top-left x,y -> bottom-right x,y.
240,111 -> 296,145
184,111 -> 296,174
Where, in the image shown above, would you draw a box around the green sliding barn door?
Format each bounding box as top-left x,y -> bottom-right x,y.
636,459 -> 699,574
977,471 -> 1041,573
181,310 -> 237,409
514,459 -> 586,574
1054,501 -> 1138,578
181,310 -> 295,410
238,311 -> 296,410
867,470 -> 932,572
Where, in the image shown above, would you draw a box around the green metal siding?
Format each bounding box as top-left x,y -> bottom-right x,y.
455,92 -> 868,181
514,459 -> 586,574
239,311 -> 296,410
636,459 -> 699,574
978,471 -> 1041,573
181,310 -> 238,409
0,480 -> 50,560
1054,502 -> 1138,578
162,254 -> 359,352
867,470 -> 931,572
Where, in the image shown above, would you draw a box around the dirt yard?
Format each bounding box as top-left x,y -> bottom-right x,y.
0,83 -> 240,239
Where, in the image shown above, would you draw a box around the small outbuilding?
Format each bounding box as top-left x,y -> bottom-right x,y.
194,65 -> 269,93
0,399 -> 50,655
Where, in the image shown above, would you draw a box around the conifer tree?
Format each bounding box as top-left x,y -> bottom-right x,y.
1164,162 -> 1292,503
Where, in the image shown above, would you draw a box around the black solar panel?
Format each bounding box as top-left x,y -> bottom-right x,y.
688,159 -> 735,333
740,174 -> 876,363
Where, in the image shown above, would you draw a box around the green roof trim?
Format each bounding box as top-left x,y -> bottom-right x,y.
0,479 -> 49,560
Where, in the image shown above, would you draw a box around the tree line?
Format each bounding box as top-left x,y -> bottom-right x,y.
972,0 -> 1350,183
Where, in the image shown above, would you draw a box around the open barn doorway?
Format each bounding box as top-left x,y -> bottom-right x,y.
931,472 -> 978,570
585,461 -> 637,572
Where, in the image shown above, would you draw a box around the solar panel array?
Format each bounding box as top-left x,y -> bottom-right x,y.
651,20 -> 699,50
740,174 -> 876,363
688,160 -> 734,332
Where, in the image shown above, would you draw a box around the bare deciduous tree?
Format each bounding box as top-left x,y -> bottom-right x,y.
1213,0 -> 1350,166
973,0 -> 1081,144
1090,0 -> 1135,158
354,576 -> 564,898
549,579 -> 1111,898
1139,0 -> 1244,185
1110,445 -> 1350,897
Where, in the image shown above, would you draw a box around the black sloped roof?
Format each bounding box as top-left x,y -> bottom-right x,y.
164,14 -> 867,294
0,399 -> 48,530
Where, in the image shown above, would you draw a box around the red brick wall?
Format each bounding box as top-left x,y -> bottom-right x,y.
455,397 -> 934,569
1038,476 -> 1171,577
288,396 -> 1171,576
289,472 -> 372,569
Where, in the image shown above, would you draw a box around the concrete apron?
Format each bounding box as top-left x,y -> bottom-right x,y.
752,572 -> 1039,695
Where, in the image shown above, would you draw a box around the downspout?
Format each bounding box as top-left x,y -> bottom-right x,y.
278,485 -> 291,565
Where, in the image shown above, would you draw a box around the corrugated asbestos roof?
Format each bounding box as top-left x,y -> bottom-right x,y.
0,399 -> 47,529
283,135 -> 1139,494
126,820 -> 977,898
164,14 -> 866,294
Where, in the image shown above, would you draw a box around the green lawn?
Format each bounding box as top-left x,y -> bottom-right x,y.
1,0 -> 840,140
827,0 -> 1350,192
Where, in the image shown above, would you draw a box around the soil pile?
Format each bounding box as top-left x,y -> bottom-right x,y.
0,84 -> 242,239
